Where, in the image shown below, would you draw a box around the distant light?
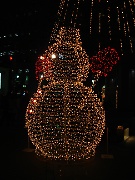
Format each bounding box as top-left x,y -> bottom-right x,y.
10,56 -> 13,61
18,69 -> 22,73
25,69 -> 29,73
131,69 -> 135,77
131,69 -> 135,74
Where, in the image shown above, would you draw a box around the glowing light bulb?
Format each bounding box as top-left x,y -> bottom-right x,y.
51,54 -> 56,59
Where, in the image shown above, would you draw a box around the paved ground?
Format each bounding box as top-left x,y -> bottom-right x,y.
1,125 -> 135,180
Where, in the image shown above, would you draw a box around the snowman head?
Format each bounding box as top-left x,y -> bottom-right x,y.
48,26 -> 90,83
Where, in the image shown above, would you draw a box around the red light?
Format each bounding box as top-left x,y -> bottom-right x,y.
10,56 -> 13,61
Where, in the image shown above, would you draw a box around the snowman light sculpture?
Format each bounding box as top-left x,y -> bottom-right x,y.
25,26 -> 106,161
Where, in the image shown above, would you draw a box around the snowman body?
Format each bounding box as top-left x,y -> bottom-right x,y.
25,27 -> 105,160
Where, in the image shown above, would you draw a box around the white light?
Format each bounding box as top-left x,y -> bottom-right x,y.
40,74 -> 43,78
40,56 -> 44,60
51,54 -> 56,59
92,80 -> 95,84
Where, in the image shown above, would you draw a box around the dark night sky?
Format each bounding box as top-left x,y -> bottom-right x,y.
0,0 -> 90,58
0,1 -> 62,53
0,1 -> 59,35
0,0 -> 135,60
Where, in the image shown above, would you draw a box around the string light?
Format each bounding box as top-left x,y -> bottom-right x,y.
25,27 -> 105,161
49,0 -> 83,45
89,0 -> 135,55
49,0 -> 135,56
